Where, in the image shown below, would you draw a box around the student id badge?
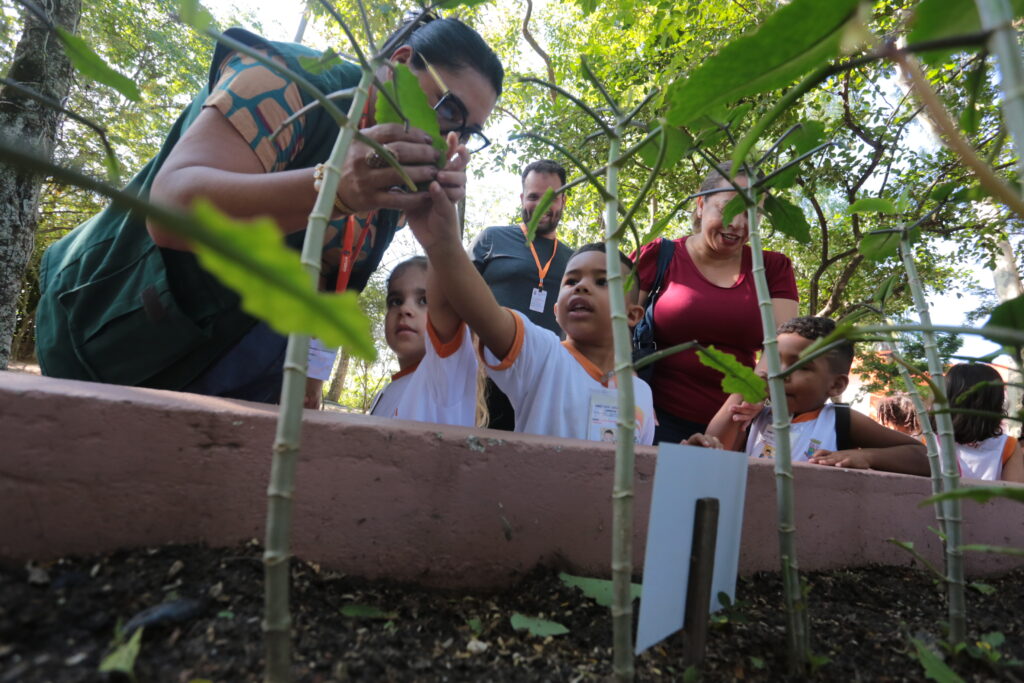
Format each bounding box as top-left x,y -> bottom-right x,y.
529,287 -> 547,313
589,390 -> 640,444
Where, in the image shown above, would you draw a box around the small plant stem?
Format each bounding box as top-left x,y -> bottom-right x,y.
262,68 -> 374,683
605,122 -> 635,683
899,235 -> 966,643
618,126 -> 667,239
748,193 -> 811,670
518,77 -> 616,138
882,325 -> 945,535
975,0 -> 1024,191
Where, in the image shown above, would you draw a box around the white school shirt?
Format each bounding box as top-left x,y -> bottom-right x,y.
746,404 -> 839,461
480,310 -> 655,445
306,337 -> 338,381
369,319 -> 477,427
956,434 -> 1017,481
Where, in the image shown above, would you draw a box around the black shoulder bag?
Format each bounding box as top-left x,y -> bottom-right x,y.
632,238 -> 675,383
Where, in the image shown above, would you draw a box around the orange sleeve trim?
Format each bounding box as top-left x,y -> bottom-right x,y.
1001,436 -> 1018,465
390,363 -> 418,382
791,408 -> 823,424
478,308 -> 525,371
426,317 -> 467,359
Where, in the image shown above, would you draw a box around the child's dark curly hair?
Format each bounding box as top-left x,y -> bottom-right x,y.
877,393 -> 921,434
946,363 -> 1005,444
776,316 -> 855,374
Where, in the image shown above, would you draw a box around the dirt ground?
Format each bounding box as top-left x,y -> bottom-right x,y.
1,542 -> 1021,682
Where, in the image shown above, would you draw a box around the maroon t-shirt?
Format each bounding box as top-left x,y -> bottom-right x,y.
637,236 -> 798,424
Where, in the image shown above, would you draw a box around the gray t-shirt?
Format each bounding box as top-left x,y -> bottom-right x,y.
469,224 -> 572,336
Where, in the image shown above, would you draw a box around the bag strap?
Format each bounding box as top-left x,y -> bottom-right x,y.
647,238 -> 676,307
834,403 -> 853,451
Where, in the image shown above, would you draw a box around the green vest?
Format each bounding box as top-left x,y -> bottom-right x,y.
37,29 -> 398,390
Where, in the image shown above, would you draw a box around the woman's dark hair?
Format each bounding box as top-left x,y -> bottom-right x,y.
382,15 -> 504,97
946,363 -> 1005,444
387,255 -> 428,291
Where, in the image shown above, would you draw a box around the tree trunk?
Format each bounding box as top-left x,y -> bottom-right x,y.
0,0 -> 82,370
993,238 -> 1023,437
325,348 -> 350,403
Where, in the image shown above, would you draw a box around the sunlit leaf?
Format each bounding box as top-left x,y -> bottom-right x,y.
637,123 -> 691,169
55,28 -> 140,102
665,0 -> 861,126
341,604 -> 398,619
788,120 -> 826,154
922,485 -> 1024,506
525,188 -> 555,242
763,195 -> 811,243
190,201 -> 375,358
986,294 -> 1024,335
697,345 -> 767,404
375,62 -> 446,165
858,230 -> 901,262
909,0 -> 1024,65
848,197 -> 897,214
176,0 -> 215,31
872,273 -> 900,307
949,185 -> 990,202
510,613 -> 569,637
559,573 -> 642,607
99,627 -> 143,678
299,49 -> 343,75
438,0 -> 492,7
931,182 -> 958,202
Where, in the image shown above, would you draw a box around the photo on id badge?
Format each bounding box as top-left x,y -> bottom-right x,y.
590,390 -> 639,443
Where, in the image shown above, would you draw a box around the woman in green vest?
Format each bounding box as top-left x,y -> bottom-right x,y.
36,15 -> 503,403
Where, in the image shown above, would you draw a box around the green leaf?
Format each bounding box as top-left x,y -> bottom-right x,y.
959,59 -> 987,136
375,63 -> 446,165
960,544 -> 1024,557
299,49 -> 343,76
909,0 -> 1024,65
340,604 -> 398,619
968,581 -> 996,595
931,182 -> 958,202
190,201 -> 375,358
637,123 -> 690,169
922,485 -> 1024,506
849,197 -> 897,214
985,294 -> 1024,333
438,0 -> 492,7
466,617 -> 482,634
55,28 -> 141,102
665,0 -> 861,126
99,626 -> 143,679
789,120 -> 826,154
858,230 -> 901,262
176,0 -> 215,31
525,188 -> 556,242
509,613 -> 569,637
763,195 -> 811,243
910,637 -> 965,683
949,185 -> 990,202
558,573 -> 642,607
720,195 -> 746,235
697,345 -> 767,404
872,273 -> 900,307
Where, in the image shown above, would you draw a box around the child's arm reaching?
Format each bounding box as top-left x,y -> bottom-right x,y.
1001,440 -> 1024,483
706,393 -> 762,452
404,178 -> 517,360
808,409 -> 929,476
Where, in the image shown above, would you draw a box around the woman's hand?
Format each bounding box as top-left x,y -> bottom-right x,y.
337,123 -> 444,213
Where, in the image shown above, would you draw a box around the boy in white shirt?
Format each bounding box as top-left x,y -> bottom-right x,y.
708,316 -> 929,475
407,182 -> 710,446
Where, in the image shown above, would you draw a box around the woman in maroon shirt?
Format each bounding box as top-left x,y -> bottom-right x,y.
637,166 -> 799,443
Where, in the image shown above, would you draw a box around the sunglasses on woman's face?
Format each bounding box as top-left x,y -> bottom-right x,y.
420,58 -> 491,154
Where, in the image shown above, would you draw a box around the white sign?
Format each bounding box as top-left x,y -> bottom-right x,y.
635,444 -> 749,654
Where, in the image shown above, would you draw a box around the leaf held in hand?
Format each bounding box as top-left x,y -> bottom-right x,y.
697,345 -> 767,404
55,28 -> 141,102
375,63 -> 446,166
510,613 -> 569,637
763,195 -> 811,243
189,200 -> 375,359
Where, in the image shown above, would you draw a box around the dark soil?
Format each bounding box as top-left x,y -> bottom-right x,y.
2,542 -> 1021,682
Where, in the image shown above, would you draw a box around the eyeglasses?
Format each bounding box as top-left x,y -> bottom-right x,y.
420,57 -> 491,154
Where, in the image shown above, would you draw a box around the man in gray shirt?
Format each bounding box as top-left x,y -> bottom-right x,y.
469,159 -> 572,429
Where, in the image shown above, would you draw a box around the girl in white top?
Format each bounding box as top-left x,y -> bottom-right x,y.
946,363 -> 1024,482
368,256 -> 478,426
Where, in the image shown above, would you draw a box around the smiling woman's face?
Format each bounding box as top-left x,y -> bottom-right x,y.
694,175 -> 750,257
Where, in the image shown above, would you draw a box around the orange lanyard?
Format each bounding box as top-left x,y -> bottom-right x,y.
333,103 -> 375,293
519,223 -> 559,289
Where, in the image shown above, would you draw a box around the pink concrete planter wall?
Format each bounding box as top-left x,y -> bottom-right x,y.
1,372 -> 1021,588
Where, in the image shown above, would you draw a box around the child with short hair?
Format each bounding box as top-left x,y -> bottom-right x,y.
367,256 -> 479,426
708,316 -> 929,475
876,393 -> 923,437
945,363 -> 1024,482
405,183 -> 687,445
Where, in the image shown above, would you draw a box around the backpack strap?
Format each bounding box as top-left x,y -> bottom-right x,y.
834,404 -> 853,451
647,238 -> 676,306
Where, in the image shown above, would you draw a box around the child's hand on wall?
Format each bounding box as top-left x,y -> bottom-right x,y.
808,449 -> 871,469
684,432 -> 723,450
